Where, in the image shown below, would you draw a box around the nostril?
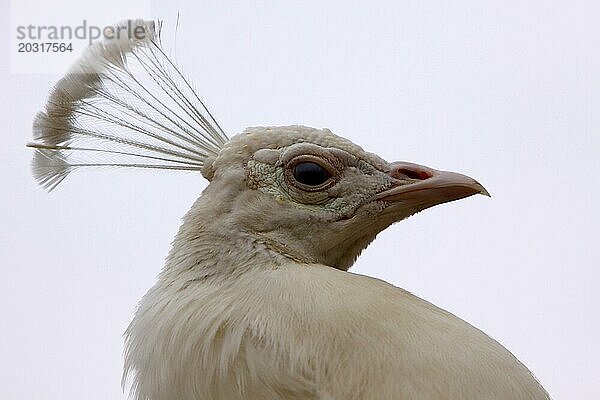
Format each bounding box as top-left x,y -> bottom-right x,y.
393,167 -> 432,180
400,168 -> 431,180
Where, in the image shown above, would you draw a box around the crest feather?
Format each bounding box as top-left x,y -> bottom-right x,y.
28,19 -> 228,191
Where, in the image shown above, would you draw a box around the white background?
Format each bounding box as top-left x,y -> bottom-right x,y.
1,1 -> 598,399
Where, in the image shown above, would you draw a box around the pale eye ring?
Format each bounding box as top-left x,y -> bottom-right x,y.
285,156 -> 336,192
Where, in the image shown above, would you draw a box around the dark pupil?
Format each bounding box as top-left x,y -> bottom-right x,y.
293,162 -> 330,186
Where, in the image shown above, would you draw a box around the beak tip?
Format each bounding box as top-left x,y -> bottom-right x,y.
475,183 -> 491,198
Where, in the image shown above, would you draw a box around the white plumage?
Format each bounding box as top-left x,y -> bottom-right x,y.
29,19 -> 550,400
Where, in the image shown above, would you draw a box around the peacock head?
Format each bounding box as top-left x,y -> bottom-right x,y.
198,125 -> 488,270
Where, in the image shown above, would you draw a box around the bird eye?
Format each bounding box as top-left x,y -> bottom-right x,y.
293,162 -> 331,186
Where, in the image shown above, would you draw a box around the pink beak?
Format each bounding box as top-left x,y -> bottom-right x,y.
377,162 -> 490,206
